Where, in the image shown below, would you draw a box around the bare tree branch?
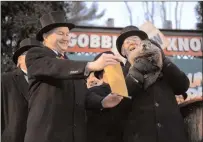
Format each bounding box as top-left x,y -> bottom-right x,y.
150,2 -> 155,24
124,1 -> 133,25
160,2 -> 167,27
66,2 -> 106,24
143,2 -> 149,21
175,2 -> 179,29
178,2 -> 184,28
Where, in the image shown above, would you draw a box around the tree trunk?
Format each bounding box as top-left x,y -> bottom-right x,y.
150,2 -> 155,24
124,2 -> 133,25
175,2 -> 179,29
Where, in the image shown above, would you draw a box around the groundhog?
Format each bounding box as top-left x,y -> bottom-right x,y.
128,39 -> 163,89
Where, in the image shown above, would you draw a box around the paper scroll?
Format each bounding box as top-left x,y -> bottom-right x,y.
104,63 -> 130,99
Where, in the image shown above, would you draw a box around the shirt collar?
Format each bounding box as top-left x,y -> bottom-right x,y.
51,49 -> 65,57
21,68 -> 27,75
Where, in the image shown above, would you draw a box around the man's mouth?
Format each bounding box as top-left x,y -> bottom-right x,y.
129,45 -> 138,51
59,42 -> 68,46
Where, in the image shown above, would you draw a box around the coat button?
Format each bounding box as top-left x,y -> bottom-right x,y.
74,124 -> 77,127
157,123 -> 162,128
155,102 -> 159,107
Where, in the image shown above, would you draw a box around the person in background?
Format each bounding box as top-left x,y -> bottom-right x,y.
86,72 -> 103,89
1,38 -> 42,142
86,51 -> 131,142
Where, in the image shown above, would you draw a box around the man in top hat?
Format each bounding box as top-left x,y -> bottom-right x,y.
1,38 -> 42,142
24,11 -> 121,142
116,26 -> 190,142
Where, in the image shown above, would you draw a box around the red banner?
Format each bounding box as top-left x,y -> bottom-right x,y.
67,30 -> 202,57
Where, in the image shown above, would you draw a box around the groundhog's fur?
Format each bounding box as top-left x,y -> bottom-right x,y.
128,40 -> 163,89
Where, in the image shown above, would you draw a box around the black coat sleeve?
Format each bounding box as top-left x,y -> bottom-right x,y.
162,58 -> 190,95
1,73 -> 11,133
25,47 -> 88,79
85,91 -> 104,110
1,77 -> 5,133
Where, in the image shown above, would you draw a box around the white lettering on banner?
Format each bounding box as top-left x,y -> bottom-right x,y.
178,38 -> 189,51
78,34 -> 89,48
166,37 -> 202,52
68,33 -> 77,47
187,87 -> 202,97
190,38 -> 201,52
90,34 -> 100,48
68,32 -> 202,56
69,33 -> 118,49
113,36 -> 118,48
187,72 -> 202,88
187,72 -> 202,97
101,35 -> 112,49
167,38 -> 178,51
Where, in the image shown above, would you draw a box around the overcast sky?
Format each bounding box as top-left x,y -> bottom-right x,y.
86,2 -> 198,30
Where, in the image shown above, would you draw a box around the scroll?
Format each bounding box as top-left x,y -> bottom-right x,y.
104,63 -> 131,99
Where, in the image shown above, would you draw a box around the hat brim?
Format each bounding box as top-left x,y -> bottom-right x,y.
36,23 -> 75,41
116,30 -> 148,57
12,45 -> 36,65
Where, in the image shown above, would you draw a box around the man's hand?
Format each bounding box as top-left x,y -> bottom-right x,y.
101,93 -> 123,108
86,53 -> 121,72
175,95 -> 185,104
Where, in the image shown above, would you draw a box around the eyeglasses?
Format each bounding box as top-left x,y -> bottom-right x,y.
123,36 -> 142,45
122,36 -> 142,55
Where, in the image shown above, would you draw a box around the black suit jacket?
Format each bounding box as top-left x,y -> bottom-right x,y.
1,68 -> 29,142
86,83 -> 131,142
24,46 -> 91,142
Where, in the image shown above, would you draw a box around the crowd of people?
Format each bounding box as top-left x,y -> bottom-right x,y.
2,11 -> 190,142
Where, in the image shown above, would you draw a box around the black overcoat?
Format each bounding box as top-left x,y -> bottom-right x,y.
1,69 -> 29,142
86,83 -> 130,142
124,59 -> 190,142
24,46 -> 90,142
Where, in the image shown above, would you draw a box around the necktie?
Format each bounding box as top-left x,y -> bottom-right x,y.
57,53 -> 68,59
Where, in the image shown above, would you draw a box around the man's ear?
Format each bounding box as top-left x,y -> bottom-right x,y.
17,56 -> 22,67
43,33 -> 47,41
121,47 -> 126,57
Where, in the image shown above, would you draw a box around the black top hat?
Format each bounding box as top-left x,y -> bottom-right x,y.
36,11 -> 75,41
116,26 -> 148,57
13,38 -> 42,65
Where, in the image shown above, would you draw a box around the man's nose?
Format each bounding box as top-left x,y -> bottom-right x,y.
63,35 -> 70,41
91,81 -> 97,85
